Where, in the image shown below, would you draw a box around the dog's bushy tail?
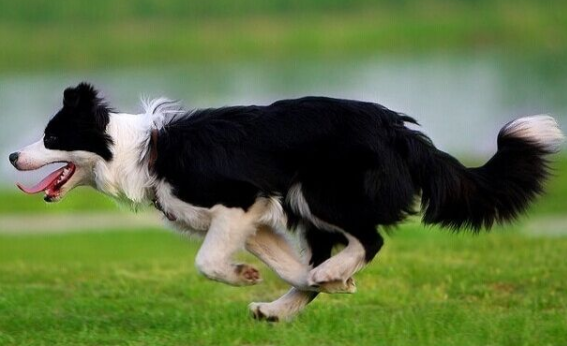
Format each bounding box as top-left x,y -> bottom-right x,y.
407,115 -> 564,231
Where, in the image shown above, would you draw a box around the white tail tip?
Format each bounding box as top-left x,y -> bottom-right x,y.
502,115 -> 565,153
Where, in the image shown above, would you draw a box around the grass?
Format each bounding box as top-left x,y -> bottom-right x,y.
1,0 -> 566,74
0,224 -> 565,346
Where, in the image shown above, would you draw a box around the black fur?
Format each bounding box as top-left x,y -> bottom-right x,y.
149,95 -> 557,261
405,126 -> 554,230
304,224 -> 347,266
44,83 -> 113,160
48,83 -> 557,264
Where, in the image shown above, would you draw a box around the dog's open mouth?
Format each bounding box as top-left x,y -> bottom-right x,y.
16,163 -> 76,201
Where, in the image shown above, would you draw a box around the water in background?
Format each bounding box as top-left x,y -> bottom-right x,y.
1,55 -> 566,187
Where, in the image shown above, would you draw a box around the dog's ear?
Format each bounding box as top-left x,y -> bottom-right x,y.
63,87 -> 79,108
63,82 -> 98,109
62,83 -> 110,130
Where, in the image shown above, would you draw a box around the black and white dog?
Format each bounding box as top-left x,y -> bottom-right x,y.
9,83 -> 564,321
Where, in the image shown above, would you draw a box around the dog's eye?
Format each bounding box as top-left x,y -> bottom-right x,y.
44,135 -> 58,146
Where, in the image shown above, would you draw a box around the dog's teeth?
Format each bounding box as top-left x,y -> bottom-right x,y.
55,167 -> 73,186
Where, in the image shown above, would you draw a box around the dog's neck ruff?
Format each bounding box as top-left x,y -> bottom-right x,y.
94,99 -> 184,211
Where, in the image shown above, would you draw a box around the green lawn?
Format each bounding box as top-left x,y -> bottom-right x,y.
0,223 -> 565,346
1,0 -> 566,74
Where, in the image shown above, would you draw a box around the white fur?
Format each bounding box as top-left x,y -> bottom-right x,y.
16,137 -> 70,171
140,97 -> 185,131
16,137 -> 99,174
194,202 -> 272,286
92,98 -> 186,207
503,115 -> 564,152
153,180 -> 212,235
286,184 -> 311,221
256,196 -> 289,233
93,113 -> 155,206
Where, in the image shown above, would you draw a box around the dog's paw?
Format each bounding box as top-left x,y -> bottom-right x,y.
308,267 -> 356,294
308,265 -> 341,286
318,277 -> 356,294
249,302 -> 280,322
234,264 -> 262,285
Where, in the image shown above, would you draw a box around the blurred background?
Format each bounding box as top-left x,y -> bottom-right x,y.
1,0 -> 566,215
1,0 -> 567,192
0,1 -> 566,345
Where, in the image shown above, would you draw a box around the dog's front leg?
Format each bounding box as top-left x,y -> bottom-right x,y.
195,205 -> 261,286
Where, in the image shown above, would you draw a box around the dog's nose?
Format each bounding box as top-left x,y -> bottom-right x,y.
9,152 -> 19,167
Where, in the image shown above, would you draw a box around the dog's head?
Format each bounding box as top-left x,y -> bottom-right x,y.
9,83 -> 114,202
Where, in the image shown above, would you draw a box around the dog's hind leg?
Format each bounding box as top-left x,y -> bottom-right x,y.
308,225 -> 383,291
286,182 -> 382,292
246,226 -> 318,321
247,224 -> 353,321
245,224 -> 355,292
303,224 -> 358,293
245,225 -> 312,289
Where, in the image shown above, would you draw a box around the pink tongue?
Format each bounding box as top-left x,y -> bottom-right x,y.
16,166 -> 66,194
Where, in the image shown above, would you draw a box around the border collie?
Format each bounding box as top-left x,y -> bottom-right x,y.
9,83 -> 564,321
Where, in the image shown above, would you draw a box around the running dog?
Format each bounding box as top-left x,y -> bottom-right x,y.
9,83 -> 564,321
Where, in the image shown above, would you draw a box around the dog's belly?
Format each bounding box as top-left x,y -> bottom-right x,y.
153,180 -> 289,237
154,180 -> 212,236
